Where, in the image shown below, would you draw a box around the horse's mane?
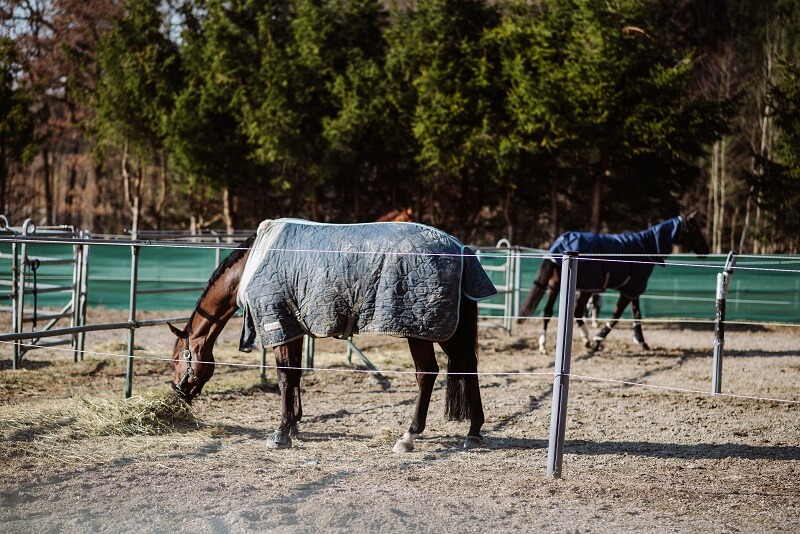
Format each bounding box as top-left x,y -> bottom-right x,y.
196,233 -> 256,305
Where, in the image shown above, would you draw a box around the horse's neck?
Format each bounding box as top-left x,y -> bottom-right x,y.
188,295 -> 238,355
645,218 -> 681,255
189,253 -> 248,356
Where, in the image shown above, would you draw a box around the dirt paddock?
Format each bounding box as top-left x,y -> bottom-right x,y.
1,308 -> 799,533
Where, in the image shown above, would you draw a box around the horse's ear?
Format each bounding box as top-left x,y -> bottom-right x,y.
168,322 -> 187,339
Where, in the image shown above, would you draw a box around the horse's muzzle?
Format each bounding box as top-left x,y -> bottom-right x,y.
169,380 -> 206,403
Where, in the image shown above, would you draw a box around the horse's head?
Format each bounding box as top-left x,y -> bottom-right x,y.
168,322 -> 214,403
679,211 -> 710,258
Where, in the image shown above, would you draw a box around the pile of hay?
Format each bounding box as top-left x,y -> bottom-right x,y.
72,391 -> 200,436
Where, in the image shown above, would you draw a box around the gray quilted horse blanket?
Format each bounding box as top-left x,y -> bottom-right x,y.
237,219 -> 497,349
548,217 -> 683,299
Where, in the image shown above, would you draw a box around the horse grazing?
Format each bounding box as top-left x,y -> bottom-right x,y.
169,218 -> 497,453
517,213 -> 709,353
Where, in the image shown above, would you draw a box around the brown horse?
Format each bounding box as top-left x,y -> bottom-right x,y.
375,207 -> 414,222
168,221 -> 488,453
518,213 -> 709,353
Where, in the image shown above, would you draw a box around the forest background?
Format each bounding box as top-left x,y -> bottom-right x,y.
1,0 -> 799,252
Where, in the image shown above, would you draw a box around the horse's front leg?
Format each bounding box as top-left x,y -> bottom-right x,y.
630,299 -> 650,350
266,338 -> 303,449
590,295 -> 632,351
574,292 -> 593,348
538,285 -> 559,354
393,338 -> 439,453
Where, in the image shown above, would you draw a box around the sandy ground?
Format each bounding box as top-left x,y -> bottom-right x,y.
1,308 -> 799,533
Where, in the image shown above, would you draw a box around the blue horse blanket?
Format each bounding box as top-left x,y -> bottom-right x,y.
237,219 -> 497,348
548,217 -> 683,299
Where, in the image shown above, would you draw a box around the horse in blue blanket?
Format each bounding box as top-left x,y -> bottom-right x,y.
518,213 -> 709,353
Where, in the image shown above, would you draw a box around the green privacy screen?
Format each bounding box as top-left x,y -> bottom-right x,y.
2,242 -> 800,323
474,251 -> 800,323
0,242 -> 228,311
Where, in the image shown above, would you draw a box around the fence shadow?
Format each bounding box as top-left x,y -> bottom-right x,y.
565,439 -> 800,461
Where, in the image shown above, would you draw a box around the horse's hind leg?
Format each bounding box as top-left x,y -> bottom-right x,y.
590,295 -> 632,351
440,298 -> 484,449
267,338 -> 304,449
631,299 -> 650,350
393,338 -> 439,453
574,292 -> 593,348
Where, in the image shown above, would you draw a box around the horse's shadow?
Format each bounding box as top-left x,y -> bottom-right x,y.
190,422 -> 800,463
0,359 -> 54,371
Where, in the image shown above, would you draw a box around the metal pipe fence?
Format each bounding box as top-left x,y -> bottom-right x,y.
0,219 -> 252,395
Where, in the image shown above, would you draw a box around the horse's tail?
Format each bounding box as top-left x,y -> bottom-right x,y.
516,258 -> 557,323
444,297 -> 480,421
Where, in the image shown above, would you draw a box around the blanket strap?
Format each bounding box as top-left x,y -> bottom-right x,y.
338,297 -> 363,340
286,300 -> 316,338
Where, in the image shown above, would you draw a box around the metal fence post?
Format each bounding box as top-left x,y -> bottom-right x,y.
125,245 -> 140,398
260,347 -> 267,382
712,251 -> 738,394
75,230 -> 91,361
304,335 -> 315,369
547,251 -> 578,478
11,239 -> 20,369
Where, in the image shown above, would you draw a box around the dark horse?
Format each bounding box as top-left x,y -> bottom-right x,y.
517,213 -> 709,353
168,219 -> 494,453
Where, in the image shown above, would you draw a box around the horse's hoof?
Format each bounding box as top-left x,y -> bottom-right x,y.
641,342 -> 651,351
266,430 -> 292,449
463,435 -> 483,449
584,339 -> 592,349
393,439 -> 414,453
538,345 -> 547,355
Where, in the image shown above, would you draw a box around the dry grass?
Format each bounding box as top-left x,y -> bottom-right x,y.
1,391 -> 200,459
70,391 -> 200,436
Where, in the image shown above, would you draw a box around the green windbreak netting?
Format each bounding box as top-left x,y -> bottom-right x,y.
475,251 -> 800,323
88,245 -> 231,310
2,242 -> 800,323
0,242 -> 231,312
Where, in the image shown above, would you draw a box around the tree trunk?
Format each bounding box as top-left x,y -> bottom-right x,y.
131,164 -> 142,236
121,141 -> 142,236
590,166 -> 607,234
154,149 -> 168,230
503,183 -> 514,243
754,201 -> 762,254
710,140 -> 720,252
89,162 -> 103,231
739,188 -> 752,253
43,146 -> 53,224
717,137 -> 728,254
550,175 -> 558,242
0,142 -> 7,213
222,185 -> 234,242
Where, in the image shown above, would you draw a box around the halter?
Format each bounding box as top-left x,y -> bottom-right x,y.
171,334 -> 207,402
